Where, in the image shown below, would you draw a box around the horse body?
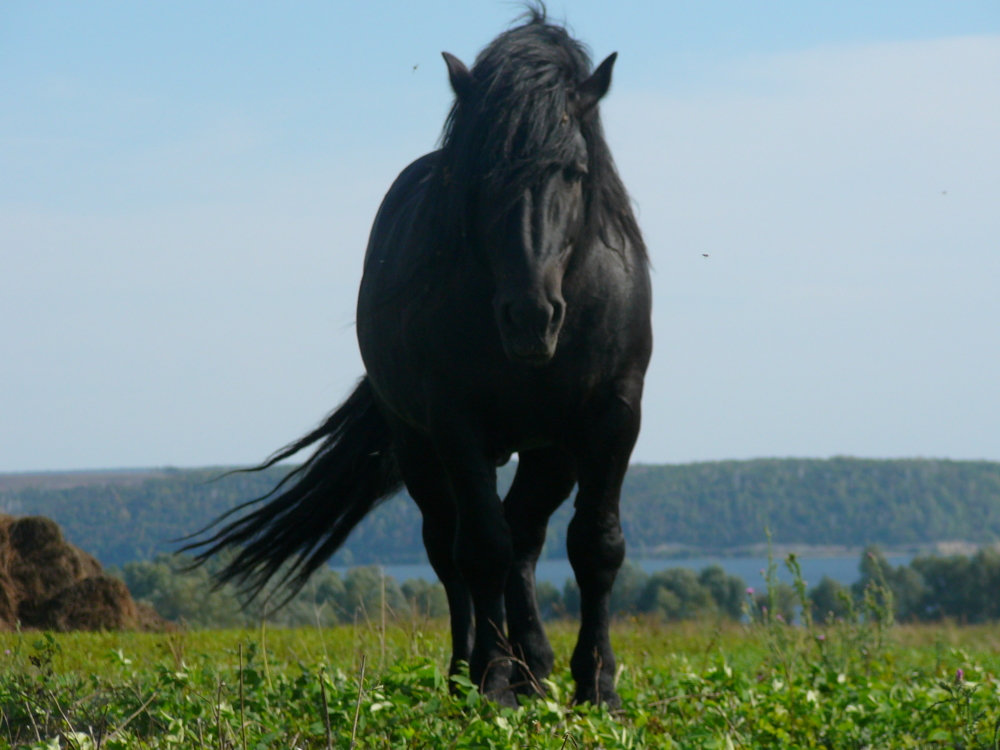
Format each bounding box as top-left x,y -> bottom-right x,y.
358,149 -> 649,463
359,144 -> 650,704
192,12 -> 651,708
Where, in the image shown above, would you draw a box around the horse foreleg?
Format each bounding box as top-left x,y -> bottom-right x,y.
437,434 -> 517,706
391,425 -> 474,679
566,382 -> 642,708
503,447 -> 576,693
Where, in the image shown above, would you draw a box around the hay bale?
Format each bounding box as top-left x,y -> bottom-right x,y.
6,516 -> 102,626
0,517 -> 18,630
0,513 -> 172,632
33,576 -> 139,632
0,515 -> 23,631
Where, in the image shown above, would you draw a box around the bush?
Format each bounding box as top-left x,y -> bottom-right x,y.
535,580 -> 564,620
121,554 -> 451,629
610,559 -> 649,615
262,566 -> 346,628
341,566 -> 406,623
562,561 -> 744,621
802,546 -> 1000,625
638,568 -> 717,621
122,554 -> 249,629
562,577 -> 580,618
752,582 -> 797,624
809,576 -> 852,623
698,564 -> 745,620
400,578 -> 449,619
852,546 -> 927,621
911,548 -> 1000,622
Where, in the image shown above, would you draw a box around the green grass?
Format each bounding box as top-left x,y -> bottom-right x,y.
3,617 -> 1000,749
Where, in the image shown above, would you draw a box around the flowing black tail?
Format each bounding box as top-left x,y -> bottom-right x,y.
184,377 -> 402,602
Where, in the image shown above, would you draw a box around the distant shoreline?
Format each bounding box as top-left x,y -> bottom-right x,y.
628,541 -> 987,560
4,461 -> 998,569
0,468 -> 172,492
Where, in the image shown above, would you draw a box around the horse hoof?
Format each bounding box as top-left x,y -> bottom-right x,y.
512,679 -> 546,697
510,658 -> 551,697
573,688 -> 622,710
483,685 -> 520,708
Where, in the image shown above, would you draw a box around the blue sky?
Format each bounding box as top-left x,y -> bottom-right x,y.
2,2 -> 999,471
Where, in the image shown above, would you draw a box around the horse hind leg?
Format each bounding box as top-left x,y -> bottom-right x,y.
503,447 -> 576,694
390,425 -> 474,678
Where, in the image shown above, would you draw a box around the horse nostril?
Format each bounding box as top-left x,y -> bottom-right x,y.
500,302 -> 517,329
550,299 -> 565,330
503,300 -> 553,336
531,302 -> 554,335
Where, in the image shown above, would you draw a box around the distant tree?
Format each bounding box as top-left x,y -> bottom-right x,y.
809,576 -> 852,623
752,583 -> 797,624
563,562 -> 743,621
698,564 -> 745,620
123,554 -> 248,629
610,560 -> 648,615
535,581 -> 564,620
400,578 -> 449,619
258,566 -> 345,628
342,566 -> 406,623
911,548 -> 1000,622
638,568 -> 716,621
120,554 -> 457,629
852,546 -> 927,621
563,578 -> 580,618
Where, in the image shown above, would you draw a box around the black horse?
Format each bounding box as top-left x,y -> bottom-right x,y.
191,11 -> 651,708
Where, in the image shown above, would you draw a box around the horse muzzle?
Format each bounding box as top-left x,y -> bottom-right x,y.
495,296 -> 566,365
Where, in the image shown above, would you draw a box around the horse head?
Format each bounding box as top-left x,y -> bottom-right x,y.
441,46 -> 617,364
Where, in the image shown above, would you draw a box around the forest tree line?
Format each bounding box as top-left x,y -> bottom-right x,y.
3,458 -> 999,566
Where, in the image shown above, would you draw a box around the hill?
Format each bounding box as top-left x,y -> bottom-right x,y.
2,458 -> 999,566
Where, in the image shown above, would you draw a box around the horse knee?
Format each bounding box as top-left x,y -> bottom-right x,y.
566,515 -> 625,589
422,519 -> 456,574
454,514 -> 513,593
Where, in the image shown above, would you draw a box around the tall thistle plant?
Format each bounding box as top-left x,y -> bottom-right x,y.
746,532 -> 898,688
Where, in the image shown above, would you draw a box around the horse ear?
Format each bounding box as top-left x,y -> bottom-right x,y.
575,52 -> 617,115
442,52 -> 474,100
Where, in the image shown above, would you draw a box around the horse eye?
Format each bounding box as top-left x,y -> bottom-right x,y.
563,164 -> 586,183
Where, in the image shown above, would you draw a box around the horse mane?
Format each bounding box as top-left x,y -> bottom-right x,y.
431,5 -> 645,260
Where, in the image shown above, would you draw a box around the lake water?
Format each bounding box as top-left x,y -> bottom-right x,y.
336,555 -> 911,589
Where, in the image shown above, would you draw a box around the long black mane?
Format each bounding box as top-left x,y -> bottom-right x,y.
430,8 -> 644,259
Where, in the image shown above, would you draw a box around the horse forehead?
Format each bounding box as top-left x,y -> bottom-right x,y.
506,130 -> 587,199
531,122 -> 587,164
568,127 -> 587,157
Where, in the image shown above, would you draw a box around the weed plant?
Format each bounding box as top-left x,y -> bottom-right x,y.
3,561 -> 1000,748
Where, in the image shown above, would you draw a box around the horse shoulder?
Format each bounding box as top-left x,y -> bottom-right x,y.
570,235 -> 650,317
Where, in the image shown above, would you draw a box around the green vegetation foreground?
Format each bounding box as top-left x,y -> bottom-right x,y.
3,615 -> 1000,748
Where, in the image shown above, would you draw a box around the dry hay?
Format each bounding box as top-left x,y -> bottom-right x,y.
0,514 -> 171,632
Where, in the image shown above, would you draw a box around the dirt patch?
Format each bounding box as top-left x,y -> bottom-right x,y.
0,514 -> 172,632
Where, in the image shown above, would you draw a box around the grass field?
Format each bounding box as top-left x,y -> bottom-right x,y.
3,613 -> 1000,749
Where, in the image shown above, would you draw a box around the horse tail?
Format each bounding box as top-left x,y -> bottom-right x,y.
184,376 -> 402,602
